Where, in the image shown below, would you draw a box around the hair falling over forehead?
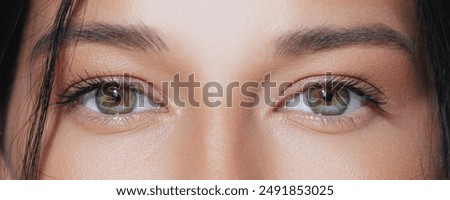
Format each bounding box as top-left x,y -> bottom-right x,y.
0,0 -> 448,179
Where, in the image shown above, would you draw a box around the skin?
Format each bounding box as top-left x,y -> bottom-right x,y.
1,0 -> 443,179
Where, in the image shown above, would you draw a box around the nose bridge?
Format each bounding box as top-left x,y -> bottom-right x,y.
183,103 -> 249,178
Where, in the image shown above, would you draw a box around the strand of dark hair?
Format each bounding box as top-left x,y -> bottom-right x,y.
417,0 -> 450,179
20,0 -> 75,180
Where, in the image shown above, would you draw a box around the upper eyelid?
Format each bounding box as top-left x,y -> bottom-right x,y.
280,75 -> 383,95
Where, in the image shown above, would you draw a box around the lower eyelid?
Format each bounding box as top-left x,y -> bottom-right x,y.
279,106 -> 376,134
62,102 -> 169,134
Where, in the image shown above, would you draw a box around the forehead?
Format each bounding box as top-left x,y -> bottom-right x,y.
27,0 -> 418,77
33,0 -> 417,37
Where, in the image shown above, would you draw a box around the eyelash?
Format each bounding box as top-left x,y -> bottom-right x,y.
277,76 -> 387,111
57,75 -> 143,106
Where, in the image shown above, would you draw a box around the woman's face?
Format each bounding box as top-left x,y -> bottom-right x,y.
2,0 -> 443,179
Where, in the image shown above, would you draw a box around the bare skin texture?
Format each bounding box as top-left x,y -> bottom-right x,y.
1,0 -> 443,179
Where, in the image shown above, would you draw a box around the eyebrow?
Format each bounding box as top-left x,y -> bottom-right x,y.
275,24 -> 416,57
31,23 -> 168,60
31,23 -> 414,61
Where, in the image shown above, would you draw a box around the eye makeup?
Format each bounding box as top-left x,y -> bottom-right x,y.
55,73 -> 169,133
274,74 -> 388,133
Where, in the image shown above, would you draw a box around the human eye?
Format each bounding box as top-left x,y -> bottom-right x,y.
275,74 -> 387,132
56,74 -> 168,131
58,76 -> 167,114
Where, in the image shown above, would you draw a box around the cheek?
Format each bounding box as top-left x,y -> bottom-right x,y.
267,120 -> 428,179
387,92 -> 441,179
40,118 -> 177,179
266,97 -> 439,179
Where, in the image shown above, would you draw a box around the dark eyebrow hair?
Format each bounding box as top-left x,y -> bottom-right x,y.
31,23 -> 168,60
275,24 -> 416,57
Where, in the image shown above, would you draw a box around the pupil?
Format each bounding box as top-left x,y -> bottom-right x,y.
112,89 -> 121,102
323,90 -> 333,102
306,85 -> 350,116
